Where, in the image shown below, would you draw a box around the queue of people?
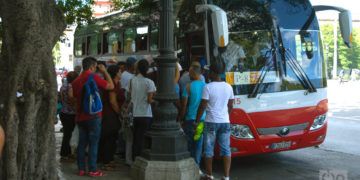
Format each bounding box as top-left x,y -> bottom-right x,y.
58,56 -> 234,180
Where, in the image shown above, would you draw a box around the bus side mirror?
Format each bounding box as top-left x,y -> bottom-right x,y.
339,10 -> 353,48
313,5 -> 353,48
196,4 -> 229,48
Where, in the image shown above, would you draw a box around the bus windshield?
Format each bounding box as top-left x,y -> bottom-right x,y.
223,30 -> 279,96
218,0 -> 326,96
281,29 -> 327,90
222,29 -> 326,96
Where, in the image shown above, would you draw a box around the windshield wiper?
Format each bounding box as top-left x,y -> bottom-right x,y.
284,48 -> 317,93
248,48 -> 276,98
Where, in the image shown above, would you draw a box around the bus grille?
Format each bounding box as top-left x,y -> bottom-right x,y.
257,122 -> 309,136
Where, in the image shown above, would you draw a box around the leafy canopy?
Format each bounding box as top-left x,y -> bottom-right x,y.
56,0 -> 94,25
110,0 -> 143,11
320,23 -> 360,73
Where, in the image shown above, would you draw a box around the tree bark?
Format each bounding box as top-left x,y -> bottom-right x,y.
0,0 -> 66,179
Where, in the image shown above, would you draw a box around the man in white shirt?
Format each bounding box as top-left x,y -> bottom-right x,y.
196,62 -> 234,180
128,59 -> 156,160
120,57 -> 137,165
120,57 -> 137,91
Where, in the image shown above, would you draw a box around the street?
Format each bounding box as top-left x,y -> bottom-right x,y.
212,80 -> 360,180
57,80 -> 360,180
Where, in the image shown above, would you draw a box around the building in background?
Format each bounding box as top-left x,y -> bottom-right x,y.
56,25 -> 76,71
92,0 -> 114,17
56,0 -> 118,72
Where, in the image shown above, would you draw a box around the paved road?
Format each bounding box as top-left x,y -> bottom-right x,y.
57,80 -> 360,180
325,80 -> 360,157
211,80 -> 360,180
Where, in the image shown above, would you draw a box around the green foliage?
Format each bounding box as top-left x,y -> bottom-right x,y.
338,28 -> 360,70
320,24 -> 335,74
56,0 -> 94,25
52,42 -> 61,65
320,23 -> 360,75
110,0 -> 143,11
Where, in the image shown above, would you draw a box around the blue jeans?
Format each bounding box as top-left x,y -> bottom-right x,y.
77,117 -> 101,172
183,120 -> 203,166
203,122 -> 231,157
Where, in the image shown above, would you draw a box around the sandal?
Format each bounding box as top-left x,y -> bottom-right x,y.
88,170 -> 105,177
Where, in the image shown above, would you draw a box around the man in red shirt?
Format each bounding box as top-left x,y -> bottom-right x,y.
71,57 -> 114,177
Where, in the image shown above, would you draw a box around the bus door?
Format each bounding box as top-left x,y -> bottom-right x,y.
184,31 -> 205,68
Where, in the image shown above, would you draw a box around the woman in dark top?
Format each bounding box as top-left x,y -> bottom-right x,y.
59,71 -> 78,160
98,65 -> 125,169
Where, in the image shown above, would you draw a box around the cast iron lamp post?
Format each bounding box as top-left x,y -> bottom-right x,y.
131,1 -> 204,179
142,0 -> 189,161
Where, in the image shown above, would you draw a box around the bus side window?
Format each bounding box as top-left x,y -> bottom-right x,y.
124,28 -> 136,53
97,34 -> 102,54
103,32 -> 109,54
86,36 -> 91,55
117,31 -> 123,53
74,38 -> 83,57
150,25 -> 159,51
81,37 -> 86,56
135,26 -> 149,52
107,31 -> 123,54
90,35 -> 98,55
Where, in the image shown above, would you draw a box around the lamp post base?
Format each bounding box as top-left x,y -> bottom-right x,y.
142,129 -> 190,161
131,156 -> 200,180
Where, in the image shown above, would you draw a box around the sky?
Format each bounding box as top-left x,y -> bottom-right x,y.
310,0 -> 360,20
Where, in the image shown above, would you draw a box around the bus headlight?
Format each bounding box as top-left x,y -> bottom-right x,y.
310,114 -> 327,131
230,124 -> 254,139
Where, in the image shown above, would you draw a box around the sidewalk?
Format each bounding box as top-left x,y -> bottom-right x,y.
55,122 -> 132,180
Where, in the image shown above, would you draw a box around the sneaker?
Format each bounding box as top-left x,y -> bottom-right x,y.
88,170 -> 105,177
78,170 -> 86,176
200,174 -> 214,180
221,176 -> 230,180
199,170 -> 204,176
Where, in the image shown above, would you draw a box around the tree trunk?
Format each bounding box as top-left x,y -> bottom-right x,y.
0,0 -> 66,179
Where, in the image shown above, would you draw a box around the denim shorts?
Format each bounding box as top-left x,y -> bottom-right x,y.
203,122 -> 231,157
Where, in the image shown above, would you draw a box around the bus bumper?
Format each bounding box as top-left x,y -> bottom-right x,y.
228,123 -> 327,157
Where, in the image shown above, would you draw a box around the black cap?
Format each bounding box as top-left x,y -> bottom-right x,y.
126,57 -> 137,66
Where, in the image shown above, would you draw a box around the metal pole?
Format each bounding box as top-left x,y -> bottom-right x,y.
333,17 -> 338,79
325,44 -> 330,78
142,0 -> 189,161
203,0 -> 211,65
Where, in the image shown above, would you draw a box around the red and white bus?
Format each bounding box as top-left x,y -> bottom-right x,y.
191,0 -> 352,156
74,0 -> 352,157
